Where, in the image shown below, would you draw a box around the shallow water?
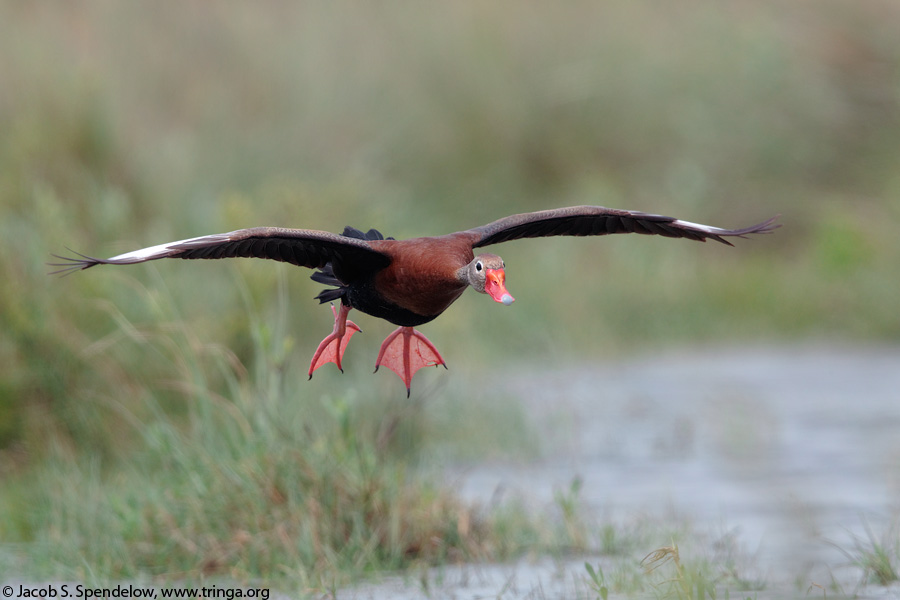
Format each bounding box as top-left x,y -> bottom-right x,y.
8,345 -> 899,598
347,344 -> 900,599
460,348 -> 900,545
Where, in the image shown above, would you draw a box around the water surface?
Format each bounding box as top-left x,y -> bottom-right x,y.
430,344 -> 900,597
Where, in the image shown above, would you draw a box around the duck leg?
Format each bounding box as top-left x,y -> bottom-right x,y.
308,303 -> 361,378
374,327 -> 447,396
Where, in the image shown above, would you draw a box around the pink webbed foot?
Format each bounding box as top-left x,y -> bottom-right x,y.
374,326 -> 447,396
308,304 -> 361,378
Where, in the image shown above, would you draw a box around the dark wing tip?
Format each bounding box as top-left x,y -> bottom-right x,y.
734,214 -> 782,236
723,214 -> 782,241
47,249 -> 105,277
693,214 -> 782,246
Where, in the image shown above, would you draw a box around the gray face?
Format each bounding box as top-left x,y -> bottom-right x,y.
464,253 -> 505,293
462,253 -> 514,305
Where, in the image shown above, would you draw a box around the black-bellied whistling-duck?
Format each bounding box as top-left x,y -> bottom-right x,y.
51,206 -> 779,395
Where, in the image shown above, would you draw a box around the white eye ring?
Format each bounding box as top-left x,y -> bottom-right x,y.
475,261 -> 483,272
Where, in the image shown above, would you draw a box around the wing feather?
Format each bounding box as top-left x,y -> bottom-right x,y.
49,227 -> 391,281
464,206 -> 780,248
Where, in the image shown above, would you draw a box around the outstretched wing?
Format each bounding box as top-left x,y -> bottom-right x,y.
463,206 -> 780,248
49,227 -> 392,282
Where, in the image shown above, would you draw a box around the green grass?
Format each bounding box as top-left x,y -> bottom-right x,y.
0,277 -> 586,587
638,542 -> 764,600
2,0 -> 900,594
831,518 -> 900,588
0,283 -> 496,585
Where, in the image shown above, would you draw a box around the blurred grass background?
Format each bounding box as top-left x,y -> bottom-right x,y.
1,0 -> 899,588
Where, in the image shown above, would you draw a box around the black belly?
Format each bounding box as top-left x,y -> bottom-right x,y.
344,282 -> 439,328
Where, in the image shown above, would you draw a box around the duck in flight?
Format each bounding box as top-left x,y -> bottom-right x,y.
51,205 -> 779,395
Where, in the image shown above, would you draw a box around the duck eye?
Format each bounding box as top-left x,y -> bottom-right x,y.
475,261 -> 483,272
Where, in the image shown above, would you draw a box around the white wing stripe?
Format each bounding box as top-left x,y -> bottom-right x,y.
107,234 -> 219,262
671,219 -> 727,234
